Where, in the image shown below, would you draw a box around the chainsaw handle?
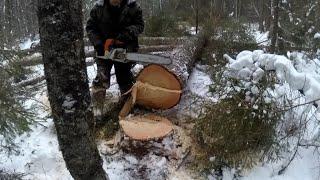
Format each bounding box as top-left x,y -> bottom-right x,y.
104,39 -> 114,51
104,39 -> 125,51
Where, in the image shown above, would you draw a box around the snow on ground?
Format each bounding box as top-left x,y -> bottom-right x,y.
242,147 -> 320,180
99,129 -> 193,180
0,96 -> 73,180
28,64 -> 45,78
175,64 -> 219,118
250,23 -> 270,46
1,61 -> 195,180
253,31 -> 269,45
2,47 -> 320,179
19,38 -> 40,50
187,65 -> 213,99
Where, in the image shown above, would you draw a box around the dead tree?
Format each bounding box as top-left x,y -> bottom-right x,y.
37,0 -> 107,179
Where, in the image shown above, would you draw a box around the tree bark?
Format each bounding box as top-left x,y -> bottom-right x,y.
37,1 -> 107,180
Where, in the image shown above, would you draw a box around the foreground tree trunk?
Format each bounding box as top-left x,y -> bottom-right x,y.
37,1 -> 107,179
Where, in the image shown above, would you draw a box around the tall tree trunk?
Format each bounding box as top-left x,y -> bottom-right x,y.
315,1 -> 320,31
37,1 -> 107,180
214,0 -> 224,18
270,0 -> 280,53
195,0 -> 199,34
0,0 -> 4,49
257,0 -> 264,31
235,0 -> 240,19
4,0 -> 13,47
29,0 -> 39,39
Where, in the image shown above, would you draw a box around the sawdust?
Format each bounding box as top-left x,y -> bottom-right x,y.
99,124 -> 201,179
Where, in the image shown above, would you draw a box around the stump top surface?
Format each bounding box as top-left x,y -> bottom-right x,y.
120,114 -> 174,141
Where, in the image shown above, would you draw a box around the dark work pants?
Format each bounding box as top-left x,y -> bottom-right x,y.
94,58 -> 135,94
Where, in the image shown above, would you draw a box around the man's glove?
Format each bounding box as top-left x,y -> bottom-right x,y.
116,31 -> 133,42
93,40 -> 104,56
95,43 -> 105,56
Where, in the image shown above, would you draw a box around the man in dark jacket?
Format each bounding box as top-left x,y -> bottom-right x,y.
86,0 -> 144,96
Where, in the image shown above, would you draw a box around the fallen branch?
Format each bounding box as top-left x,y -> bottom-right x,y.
298,142 -> 320,147
278,97 -> 320,112
277,109 -> 305,176
15,59 -> 95,88
277,144 -> 299,175
15,76 -> 46,88
176,147 -> 191,170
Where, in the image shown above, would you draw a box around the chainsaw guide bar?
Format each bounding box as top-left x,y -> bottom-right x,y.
96,48 -> 172,65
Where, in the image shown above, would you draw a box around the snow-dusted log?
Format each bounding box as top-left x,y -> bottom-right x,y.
15,76 -> 46,88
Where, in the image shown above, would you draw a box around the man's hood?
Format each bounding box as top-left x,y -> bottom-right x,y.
95,0 -> 136,6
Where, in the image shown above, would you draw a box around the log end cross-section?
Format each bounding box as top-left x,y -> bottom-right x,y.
119,64 -> 182,141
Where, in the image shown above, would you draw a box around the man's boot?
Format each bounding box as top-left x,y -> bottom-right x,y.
91,71 -> 110,122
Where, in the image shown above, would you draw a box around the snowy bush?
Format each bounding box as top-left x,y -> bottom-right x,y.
195,47 -> 320,174
194,70 -> 283,170
194,49 -> 320,174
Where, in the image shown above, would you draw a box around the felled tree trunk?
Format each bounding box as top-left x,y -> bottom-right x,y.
164,34 -> 208,85
100,34 -> 208,124
37,1 -> 107,180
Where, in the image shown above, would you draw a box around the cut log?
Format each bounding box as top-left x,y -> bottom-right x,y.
163,34 -> 208,85
118,64 -> 182,141
99,34 -> 208,128
134,64 -> 182,109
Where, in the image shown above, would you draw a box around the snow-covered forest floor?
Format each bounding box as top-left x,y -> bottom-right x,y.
1,29 -> 320,180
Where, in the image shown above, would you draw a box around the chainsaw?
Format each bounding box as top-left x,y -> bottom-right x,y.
95,39 -> 172,65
